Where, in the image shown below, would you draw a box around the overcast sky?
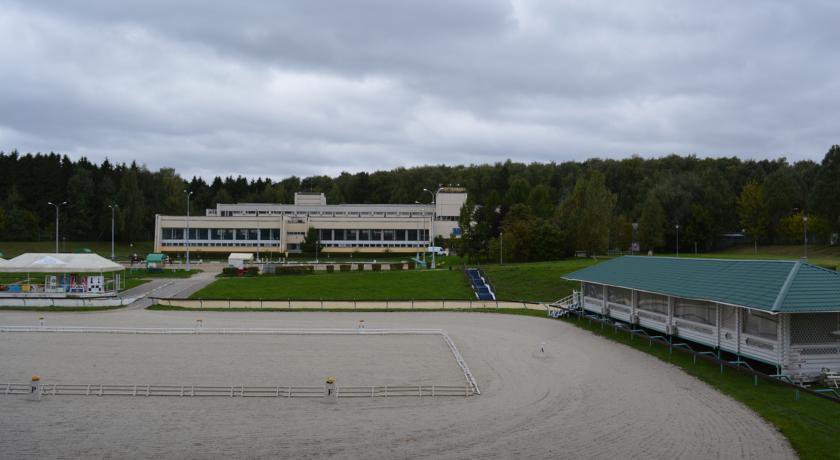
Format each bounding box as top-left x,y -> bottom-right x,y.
1,1 -> 838,179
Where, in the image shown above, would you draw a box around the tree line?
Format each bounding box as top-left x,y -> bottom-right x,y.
0,146 -> 838,261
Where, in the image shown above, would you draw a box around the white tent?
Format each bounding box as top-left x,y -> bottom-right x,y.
228,253 -> 254,268
0,253 -> 124,273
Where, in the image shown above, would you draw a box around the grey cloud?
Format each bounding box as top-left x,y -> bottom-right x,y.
0,0 -> 838,179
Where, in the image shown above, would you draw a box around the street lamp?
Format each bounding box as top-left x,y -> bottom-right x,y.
107,204 -> 118,260
47,201 -> 68,253
184,190 -> 193,271
675,223 -> 680,257
631,222 -> 639,254
500,231 -> 504,265
422,188 -> 437,269
803,215 -> 808,259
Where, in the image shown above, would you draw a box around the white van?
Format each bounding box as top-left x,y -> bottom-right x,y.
426,246 -> 448,256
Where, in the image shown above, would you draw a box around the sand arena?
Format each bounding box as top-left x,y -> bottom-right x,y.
0,310 -> 793,459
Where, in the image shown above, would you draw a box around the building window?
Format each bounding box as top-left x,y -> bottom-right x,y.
583,283 -> 603,300
743,310 -> 777,340
607,287 -> 631,306
319,229 -> 332,241
359,230 -> 370,241
346,229 -> 358,240
372,230 -> 382,241
637,292 -> 668,315
271,229 -> 281,240
247,229 -> 259,240
162,228 -> 173,239
334,229 -> 345,240
674,298 -> 716,326
407,229 -> 418,241
396,229 -> 406,240
260,229 -> 271,240
383,230 -> 395,241
197,228 -> 208,239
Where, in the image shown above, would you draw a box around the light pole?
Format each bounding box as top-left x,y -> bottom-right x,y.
184,190 -> 193,271
675,223 -> 680,257
108,204 -> 118,260
47,201 -> 68,253
632,222 -> 639,254
500,231 -> 503,265
422,188 -> 436,269
803,215 -> 808,259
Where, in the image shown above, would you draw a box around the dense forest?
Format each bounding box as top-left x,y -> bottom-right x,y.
0,145 -> 838,262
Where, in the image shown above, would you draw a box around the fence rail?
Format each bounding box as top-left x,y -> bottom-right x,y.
0,326 -> 481,396
2,383 -> 475,398
150,297 -> 548,311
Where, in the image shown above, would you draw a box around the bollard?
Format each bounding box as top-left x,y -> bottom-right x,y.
38,316 -> 45,328
196,318 -> 203,331
357,320 -> 365,329
324,377 -> 338,403
28,375 -> 42,401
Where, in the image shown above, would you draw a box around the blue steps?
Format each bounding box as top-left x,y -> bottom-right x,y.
466,268 -> 495,301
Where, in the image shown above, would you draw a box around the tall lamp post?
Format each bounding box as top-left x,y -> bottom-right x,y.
422,188 -> 436,269
500,231 -> 504,265
675,223 -> 680,257
47,201 -> 68,253
631,222 -> 639,254
108,204 -> 118,260
184,190 -> 193,271
803,215 -> 808,259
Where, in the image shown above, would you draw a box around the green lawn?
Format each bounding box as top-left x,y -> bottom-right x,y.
191,270 -> 473,300
0,241 -> 153,260
484,259 -> 600,302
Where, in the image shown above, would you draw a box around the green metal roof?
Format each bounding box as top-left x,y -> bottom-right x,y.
563,256 -> 840,314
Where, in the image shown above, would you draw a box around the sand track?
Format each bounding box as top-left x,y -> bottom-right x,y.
0,310 -> 794,459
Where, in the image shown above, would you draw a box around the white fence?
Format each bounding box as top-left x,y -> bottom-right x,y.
2,383 -> 474,398
152,298 -> 547,311
0,326 -> 481,396
0,297 -> 138,308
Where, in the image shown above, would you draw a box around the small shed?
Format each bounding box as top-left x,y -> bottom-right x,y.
563,256 -> 840,383
228,253 -> 254,268
145,253 -> 168,271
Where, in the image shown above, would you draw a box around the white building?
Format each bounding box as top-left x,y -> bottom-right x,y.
154,187 -> 467,254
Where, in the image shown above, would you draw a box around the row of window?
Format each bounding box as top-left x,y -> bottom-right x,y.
583,283 -> 778,340
318,229 -> 430,242
322,243 -> 426,249
162,228 -> 281,241
162,242 -> 281,248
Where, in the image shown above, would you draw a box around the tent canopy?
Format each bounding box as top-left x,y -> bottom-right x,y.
0,253 -> 124,273
146,253 -> 168,263
228,253 -> 254,262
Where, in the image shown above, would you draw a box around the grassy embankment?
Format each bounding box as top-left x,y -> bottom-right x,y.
191,269 -> 473,300
663,244 -> 840,269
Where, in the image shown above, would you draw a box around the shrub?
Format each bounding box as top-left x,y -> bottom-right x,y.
275,266 -> 315,275
244,266 -> 259,276
222,267 -> 238,276
357,264 -> 365,271
326,265 -> 335,273
340,264 -> 351,272
371,263 -> 381,271
407,262 -> 416,270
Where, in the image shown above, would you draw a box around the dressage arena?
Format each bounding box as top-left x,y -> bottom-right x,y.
0,310 -> 794,458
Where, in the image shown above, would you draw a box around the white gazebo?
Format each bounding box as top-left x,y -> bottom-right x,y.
0,253 -> 125,298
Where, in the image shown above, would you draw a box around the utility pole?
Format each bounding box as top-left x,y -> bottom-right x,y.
47,201 -> 68,253
184,190 -> 193,271
108,204 -> 118,260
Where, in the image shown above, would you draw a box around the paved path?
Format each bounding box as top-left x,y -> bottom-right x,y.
116,270 -> 218,311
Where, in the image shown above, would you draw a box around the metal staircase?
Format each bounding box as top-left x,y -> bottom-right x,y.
466,268 -> 495,301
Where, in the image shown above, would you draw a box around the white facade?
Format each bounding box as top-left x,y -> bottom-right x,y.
155,188 -> 467,254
